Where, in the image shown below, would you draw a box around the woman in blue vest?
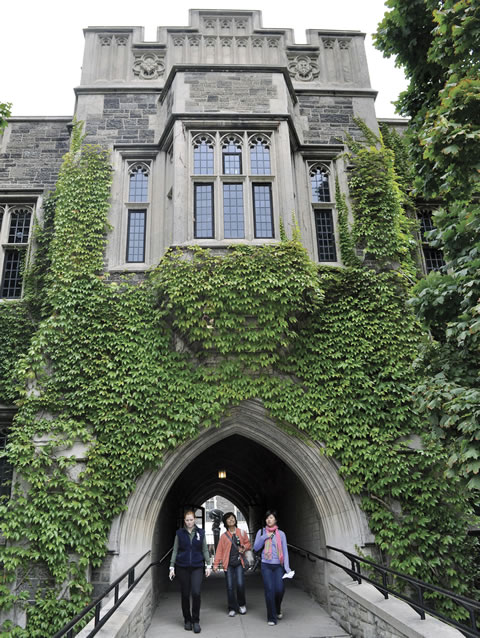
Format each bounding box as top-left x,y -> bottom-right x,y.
169,510 -> 212,633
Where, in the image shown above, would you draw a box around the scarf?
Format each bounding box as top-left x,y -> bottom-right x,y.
264,525 -> 284,564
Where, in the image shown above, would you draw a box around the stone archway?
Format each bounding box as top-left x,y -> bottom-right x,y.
107,399 -> 372,578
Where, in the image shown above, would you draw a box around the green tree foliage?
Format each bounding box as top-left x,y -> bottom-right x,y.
376,0 -> 480,489
0,103 -> 11,134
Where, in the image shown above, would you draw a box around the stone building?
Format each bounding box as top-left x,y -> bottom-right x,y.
0,11 -> 457,638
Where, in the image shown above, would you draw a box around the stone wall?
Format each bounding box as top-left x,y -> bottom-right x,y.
297,95 -> 362,145
0,118 -> 70,191
83,94 -> 157,146
184,71 -> 278,114
328,575 -> 464,638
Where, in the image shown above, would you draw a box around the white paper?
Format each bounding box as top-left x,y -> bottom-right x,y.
282,570 -> 295,579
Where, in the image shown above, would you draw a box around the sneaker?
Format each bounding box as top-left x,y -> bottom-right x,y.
184,620 -> 192,630
268,621 -> 276,626
228,610 -> 236,617
239,606 -> 247,614
277,612 -> 283,620
193,623 -> 201,634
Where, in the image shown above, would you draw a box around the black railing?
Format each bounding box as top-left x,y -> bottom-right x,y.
288,543 -> 480,638
52,548 -> 172,638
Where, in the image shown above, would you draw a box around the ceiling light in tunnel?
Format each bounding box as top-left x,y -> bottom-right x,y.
218,469 -> 227,479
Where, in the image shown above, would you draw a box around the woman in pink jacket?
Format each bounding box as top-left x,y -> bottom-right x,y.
213,512 -> 251,617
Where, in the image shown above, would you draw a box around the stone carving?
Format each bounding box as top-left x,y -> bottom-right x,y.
221,37 -> 232,48
220,19 -> 232,29
115,36 -> 128,46
267,38 -> 280,48
132,53 -> 165,80
205,37 -> 216,48
323,38 -> 335,49
338,39 -> 351,50
236,19 -> 247,30
288,55 -> 320,82
99,34 -> 113,46
252,38 -> 263,48
236,38 -> 248,48
204,19 -> 216,30
173,37 -> 185,47
188,36 -> 200,47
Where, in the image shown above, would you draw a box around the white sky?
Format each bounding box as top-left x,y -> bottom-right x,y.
1,0 -> 407,118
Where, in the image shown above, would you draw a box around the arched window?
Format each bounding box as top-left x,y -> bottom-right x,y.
128,163 -> 150,202
249,135 -> 271,175
221,135 -> 242,174
193,135 -> 215,175
310,164 -> 331,203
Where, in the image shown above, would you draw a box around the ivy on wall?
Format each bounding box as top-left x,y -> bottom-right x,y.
0,124 -> 478,636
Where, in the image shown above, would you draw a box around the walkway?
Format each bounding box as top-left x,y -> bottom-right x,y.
146,570 -> 350,637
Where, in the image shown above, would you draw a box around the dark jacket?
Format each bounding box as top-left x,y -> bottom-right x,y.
175,526 -> 206,568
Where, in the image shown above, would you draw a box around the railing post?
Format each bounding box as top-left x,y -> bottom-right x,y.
128,567 -> 135,588
382,571 -> 389,599
95,602 -> 101,626
416,585 -> 426,620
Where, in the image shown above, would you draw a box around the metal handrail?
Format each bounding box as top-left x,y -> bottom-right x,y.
288,543 -> 480,638
52,548 -> 172,638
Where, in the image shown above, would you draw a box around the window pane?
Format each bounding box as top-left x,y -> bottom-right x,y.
129,166 -> 149,202
311,168 -> 331,202
222,139 -> 242,174
314,210 -> 337,261
194,184 -> 214,238
0,206 -> 4,232
417,209 -> 445,272
126,210 -> 146,262
223,184 -> 244,239
250,140 -> 271,175
8,208 -> 31,243
194,139 -> 214,175
1,249 -> 23,298
253,184 -> 274,238
0,428 -> 13,500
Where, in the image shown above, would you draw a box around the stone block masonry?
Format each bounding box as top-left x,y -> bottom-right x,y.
298,95 -> 363,145
184,72 -> 277,113
0,119 -> 70,191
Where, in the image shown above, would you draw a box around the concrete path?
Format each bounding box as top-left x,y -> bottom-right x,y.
146,571 -> 350,638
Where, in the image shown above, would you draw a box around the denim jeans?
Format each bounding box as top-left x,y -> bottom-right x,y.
261,563 -> 284,623
176,566 -> 204,623
225,563 -> 246,611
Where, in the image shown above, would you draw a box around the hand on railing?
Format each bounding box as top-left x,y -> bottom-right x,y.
169,567 -> 175,581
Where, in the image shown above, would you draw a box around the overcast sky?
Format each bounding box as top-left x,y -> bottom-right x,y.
2,0 -> 408,119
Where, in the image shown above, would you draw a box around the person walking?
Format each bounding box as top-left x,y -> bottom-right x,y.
213,511 -> 251,616
253,509 -> 291,626
169,510 -> 212,633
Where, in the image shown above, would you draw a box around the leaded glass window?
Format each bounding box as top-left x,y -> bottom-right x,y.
250,136 -> 271,175
194,184 -> 214,238
417,208 -> 445,273
223,184 -> 244,238
0,427 -> 13,500
193,135 -> 215,175
310,165 -> 331,203
128,163 -> 150,202
8,207 -> 32,243
126,210 -> 146,262
314,210 -> 337,261
1,250 -> 23,298
253,184 -> 274,238
222,135 -> 242,175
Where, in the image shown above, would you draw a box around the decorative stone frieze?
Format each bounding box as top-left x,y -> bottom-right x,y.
237,38 -> 248,48
323,38 -> 335,49
267,37 -> 280,48
220,18 -> 232,29
252,38 -> 263,48
173,37 -> 185,47
98,34 -> 113,46
115,35 -> 128,46
204,18 -> 216,30
288,55 -> 320,82
205,37 -> 216,47
339,39 -> 351,50
188,36 -> 201,47
236,19 -> 247,30
221,37 -> 232,48
132,53 -> 165,80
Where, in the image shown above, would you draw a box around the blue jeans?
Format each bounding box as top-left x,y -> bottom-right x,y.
225,563 -> 246,611
261,563 -> 284,623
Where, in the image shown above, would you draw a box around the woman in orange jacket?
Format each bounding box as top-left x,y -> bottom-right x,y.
213,512 -> 251,617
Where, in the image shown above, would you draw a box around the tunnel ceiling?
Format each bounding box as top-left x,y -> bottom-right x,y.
168,434 -> 294,515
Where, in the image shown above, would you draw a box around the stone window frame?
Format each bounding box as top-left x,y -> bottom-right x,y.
190,130 -> 277,243
306,161 -> 340,264
0,201 -> 36,300
124,160 -> 152,265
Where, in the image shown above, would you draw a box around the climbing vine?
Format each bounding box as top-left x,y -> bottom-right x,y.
0,123 -> 477,636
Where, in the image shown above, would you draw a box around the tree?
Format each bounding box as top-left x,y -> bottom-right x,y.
375,0 -> 480,489
0,102 -> 12,134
